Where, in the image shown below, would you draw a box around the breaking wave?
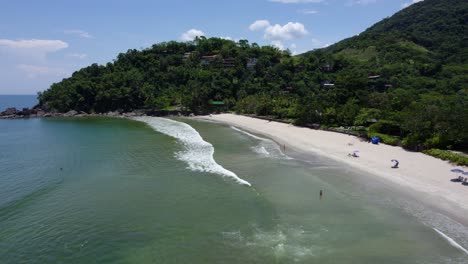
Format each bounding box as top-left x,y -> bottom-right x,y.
133,117 -> 251,186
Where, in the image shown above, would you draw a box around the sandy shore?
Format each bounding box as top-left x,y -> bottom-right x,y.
196,114 -> 468,223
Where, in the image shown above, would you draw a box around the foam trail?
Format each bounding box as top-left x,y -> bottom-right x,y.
133,117 -> 251,186
230,126 -> 291,159
433,228 -> 468,255
252,146 -> 270,156
231,126 -> 266,141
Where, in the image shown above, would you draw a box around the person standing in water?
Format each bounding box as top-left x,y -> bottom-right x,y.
320,190 -> 323,200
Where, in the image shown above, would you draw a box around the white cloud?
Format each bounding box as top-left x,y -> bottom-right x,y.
0,39 -> 68,53
66,53 -> 88,59
299,9 -> 319,14
249,20 -> 271,31
311,38 -> 322,47
271,40 -> 285,50
180,29 -> 205,41
308,38 -> 331,50
289,43 -> 298,54
64,29 -> 93,39
402,0 -> 424,8
250,20 -> 308,50
17,64 -> 67,78
264,22 -> 308,41
347,0 -> 378,6
269,0 -> 323,3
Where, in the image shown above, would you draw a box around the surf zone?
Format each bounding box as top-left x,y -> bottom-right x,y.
133,117 -> 251,186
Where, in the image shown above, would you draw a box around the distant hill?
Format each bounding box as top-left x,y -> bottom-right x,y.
321,0 -> 467,63
38,0 -> 467,151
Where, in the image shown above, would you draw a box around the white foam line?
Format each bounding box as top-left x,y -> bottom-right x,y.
231,126 -> 269,141
433,228 -> 468,254
231,126 -> 291,160
133,117 -> 251,187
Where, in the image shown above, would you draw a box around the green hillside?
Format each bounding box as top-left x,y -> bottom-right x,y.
38,0 -> 467,151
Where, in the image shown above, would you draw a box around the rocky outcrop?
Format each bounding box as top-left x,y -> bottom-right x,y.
0,106 -> 192,119
3,107 -> 17,115
63,110 -> 78,117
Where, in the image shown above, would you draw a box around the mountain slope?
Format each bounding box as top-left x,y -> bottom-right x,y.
322,0 -> 467,63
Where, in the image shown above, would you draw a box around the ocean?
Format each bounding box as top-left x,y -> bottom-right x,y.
0,95 -> 38,111
0,116 -> 466,263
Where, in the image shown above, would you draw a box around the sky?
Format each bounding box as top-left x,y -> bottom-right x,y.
0,0 -> 424,94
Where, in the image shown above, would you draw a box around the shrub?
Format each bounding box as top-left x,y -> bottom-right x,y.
423,149 -> 468,166
368,120 -> 401,136
402,134 -> 422,150
368,132 -> 400,146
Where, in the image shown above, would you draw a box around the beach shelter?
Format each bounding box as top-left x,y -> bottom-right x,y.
371,136 -> 380,144
450,169 -> 466,182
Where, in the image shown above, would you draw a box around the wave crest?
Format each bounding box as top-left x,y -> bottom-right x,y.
133,117 -> 251,186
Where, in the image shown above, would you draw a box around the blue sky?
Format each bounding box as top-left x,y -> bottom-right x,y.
0,0 -> 423,94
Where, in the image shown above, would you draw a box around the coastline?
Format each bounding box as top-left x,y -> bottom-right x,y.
194,113 -> 468,226
4,111 -> 467,226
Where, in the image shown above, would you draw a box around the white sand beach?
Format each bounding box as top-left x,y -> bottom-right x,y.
196,114 -> 468,223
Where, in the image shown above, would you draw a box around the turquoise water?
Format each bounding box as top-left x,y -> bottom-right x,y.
0,117 -> 466,263
0,95 -> 37,111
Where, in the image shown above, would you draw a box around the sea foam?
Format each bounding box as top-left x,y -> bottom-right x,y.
230,126 -> 291,160
433,228 -> 468,255
133,117 -> 251,186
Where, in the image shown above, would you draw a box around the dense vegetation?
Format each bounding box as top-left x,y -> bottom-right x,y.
38,0 -> 467,151
423,149 -> 468,166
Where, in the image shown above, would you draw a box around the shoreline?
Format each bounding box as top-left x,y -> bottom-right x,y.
194,113 -> 468,226
4,112 -> 467,226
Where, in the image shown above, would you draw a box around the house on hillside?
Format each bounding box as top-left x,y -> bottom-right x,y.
210,100 -> 227,113
223,58 -> 236,69
183,51 -> 197,61
282,86 -> 294,92
322,63 -> 332,72
321,80 -> 335,87
200,55 -> 220,65
246,58 -> 258,70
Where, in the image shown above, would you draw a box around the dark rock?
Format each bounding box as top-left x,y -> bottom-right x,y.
40,104 -> 50,111
123,112 -> 137,117
106,111 -> 119,117
3,107 -> 17,115
36,110 -> 46,117
64,110 -> 78,117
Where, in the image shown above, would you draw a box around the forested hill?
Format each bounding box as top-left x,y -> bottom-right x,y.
320,0 -> 467,64
38,0 -> 467,151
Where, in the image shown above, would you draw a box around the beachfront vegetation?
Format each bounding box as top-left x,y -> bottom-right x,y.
423,149 -> 468,166
38,0 -> 467,151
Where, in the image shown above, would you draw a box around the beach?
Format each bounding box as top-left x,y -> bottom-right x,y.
196,114 -> 468,225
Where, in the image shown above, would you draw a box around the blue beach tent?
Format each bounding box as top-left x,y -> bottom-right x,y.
371,136 -> 380,144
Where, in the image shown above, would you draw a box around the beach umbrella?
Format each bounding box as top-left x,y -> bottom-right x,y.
451,169 -> 464,173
